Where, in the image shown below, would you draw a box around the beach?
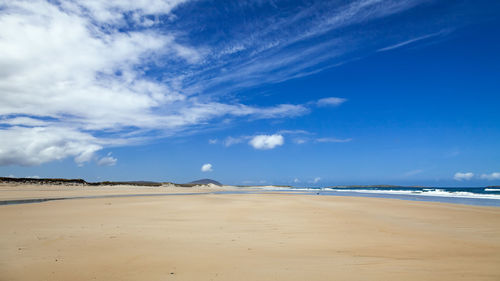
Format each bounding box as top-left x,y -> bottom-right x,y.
0,183 -> 231,201
1,185 -> 500,281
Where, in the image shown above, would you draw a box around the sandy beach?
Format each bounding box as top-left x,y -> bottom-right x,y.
0,183 -> 234,201
1,185 -> 500,281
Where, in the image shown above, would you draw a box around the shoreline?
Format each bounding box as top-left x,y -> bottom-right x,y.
1,183 -> 499,207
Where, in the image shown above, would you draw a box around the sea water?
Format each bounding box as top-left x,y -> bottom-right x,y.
257,186 -> 500,207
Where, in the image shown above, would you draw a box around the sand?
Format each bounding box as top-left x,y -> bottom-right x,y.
1,186 -> 500,281
0,183 -> 234,201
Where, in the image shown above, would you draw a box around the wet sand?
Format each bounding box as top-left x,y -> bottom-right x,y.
1,187 -> 500,281
0,183 -> 234,201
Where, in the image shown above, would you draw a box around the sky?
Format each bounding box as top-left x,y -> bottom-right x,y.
0,0 -> 499,187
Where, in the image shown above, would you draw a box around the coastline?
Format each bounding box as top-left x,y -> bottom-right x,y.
2,183 -> 500,207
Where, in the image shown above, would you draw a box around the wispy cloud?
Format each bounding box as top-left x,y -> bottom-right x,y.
220,130 -> 352,148
293,138 -> 308,144
317,97 -> 347,107
224,136 -> 247,147
277,129 -> 311,135
454,172 -> 474,181
311,177 -> 321,184
444,149 -> 461,158
377,31 -> 448,52
480,172 -> 500,180
403,169 -> 423,177
0,0 -> 460,166
452,172 -> 500,181
97,153 -> 117,167
315,138 -> 353,143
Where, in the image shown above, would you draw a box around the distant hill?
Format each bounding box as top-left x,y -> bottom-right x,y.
187,179 -> 222,186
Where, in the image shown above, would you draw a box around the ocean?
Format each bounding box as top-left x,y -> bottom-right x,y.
258,186 -> 500,207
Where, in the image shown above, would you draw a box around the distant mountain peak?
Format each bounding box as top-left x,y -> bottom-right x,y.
187,179 -> 222,186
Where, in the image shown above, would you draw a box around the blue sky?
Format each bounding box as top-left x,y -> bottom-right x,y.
0,0 -> 499,186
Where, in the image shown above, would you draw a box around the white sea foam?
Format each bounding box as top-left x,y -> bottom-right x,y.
256,186 -> 316,191
252,186 -> 500,200
327,189 -> 500,200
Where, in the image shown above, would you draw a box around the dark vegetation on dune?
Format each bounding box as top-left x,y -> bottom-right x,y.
90,181 -> 162,186
0,177 -> 221,187
0,177 -> 87,185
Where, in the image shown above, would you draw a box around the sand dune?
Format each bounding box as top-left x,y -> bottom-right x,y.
1,189 -> 499,281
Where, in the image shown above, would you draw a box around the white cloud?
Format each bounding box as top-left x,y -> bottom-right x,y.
454,172 -> 474,181
0,1 -> 311,166
0,126 -> 102,166
0,0 -> 438,167
480,172 -> 500,180
452,172 -> 500,181
294,138 -> 307,144
97,153 -> 118,166
293,178 -> 300,183
249,134 -> 284,150
313,177 -> 321,184
317,97 -> 347,107
69,0 -> 189,25
208,139 -> 218,144
201,163 -> 213,172
224,136 -> 246,147
0,0 -> 185,165
315,138 -> 352,143
0,117 -> 51,127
